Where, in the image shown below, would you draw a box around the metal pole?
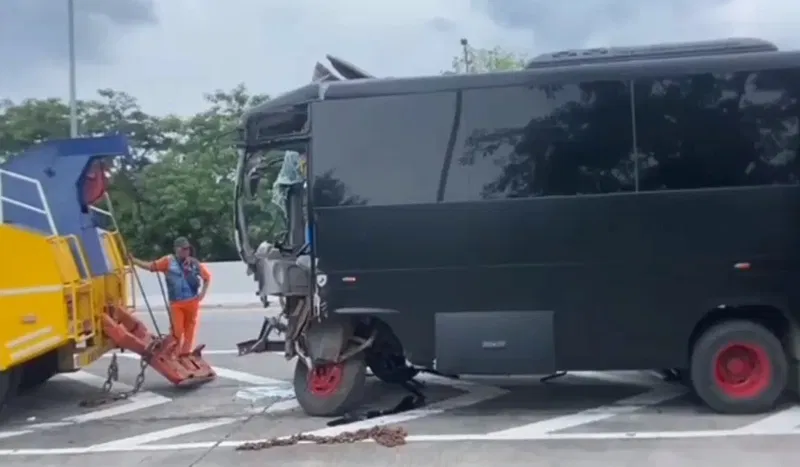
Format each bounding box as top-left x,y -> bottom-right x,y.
460,38 -> 470,73
68,0 -> 78,138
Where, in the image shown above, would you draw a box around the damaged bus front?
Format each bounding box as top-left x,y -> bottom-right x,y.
233,85 -> 314,353
232,57 -> 403,417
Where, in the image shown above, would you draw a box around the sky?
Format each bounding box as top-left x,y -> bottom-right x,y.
1,0 -> 798,116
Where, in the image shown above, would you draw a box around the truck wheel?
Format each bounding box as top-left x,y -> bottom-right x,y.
0,367 -> 21,419
19,364 -> 56,391
690,320 -> 787,414
293,355 -> 366,417
19,351 -> 58,391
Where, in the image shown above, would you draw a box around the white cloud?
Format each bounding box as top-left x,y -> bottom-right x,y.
1,0 -> 797,116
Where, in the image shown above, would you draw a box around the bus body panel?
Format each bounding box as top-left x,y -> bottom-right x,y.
313,187 -> 800,372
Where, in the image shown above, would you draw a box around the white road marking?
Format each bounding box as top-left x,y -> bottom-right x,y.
734,405 -> 800,434
59,369 -> 136,390
236,384 -> 299,414
0,430 -> 34,440
302,373 -> 508,437
209,366 -> 285,386
4,366 -> 797,455
24,422 -> 72,430
264,398 -> 301,413
99,354 -> 301,413
65,393 -> 171,424
0,370 -> 172,441
103,354 -> 301,413
570,370 -> 665,386
3,428 -> 800,455
58,371 -> 172,423
88,417 -> 241,449
110,351 -> 288,383
486,384 -> 687,439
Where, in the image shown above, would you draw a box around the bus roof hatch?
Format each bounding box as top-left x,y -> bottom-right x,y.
525,37 -> 778,68
312,55 -> 376,82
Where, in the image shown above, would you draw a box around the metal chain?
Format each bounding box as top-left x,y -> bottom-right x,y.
235,426 -> 409,451
132,357 -> 148,393
79,352 -> 149,408
102,353 -> 119,393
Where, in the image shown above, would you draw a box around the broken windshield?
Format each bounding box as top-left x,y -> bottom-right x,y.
234,146 -> 307,267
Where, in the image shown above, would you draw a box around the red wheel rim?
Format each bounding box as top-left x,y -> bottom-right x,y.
308,363 -> 343,397
713,342 -> 772,399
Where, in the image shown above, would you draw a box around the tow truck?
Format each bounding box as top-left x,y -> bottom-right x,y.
0,135 -> 215,417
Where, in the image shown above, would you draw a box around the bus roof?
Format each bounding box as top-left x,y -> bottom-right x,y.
318,49 -> 800,101
242,41 -> 798,123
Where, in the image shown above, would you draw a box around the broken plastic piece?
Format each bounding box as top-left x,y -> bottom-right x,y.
102,305 -> 216,387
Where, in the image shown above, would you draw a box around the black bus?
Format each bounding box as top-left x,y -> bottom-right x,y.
233,38 -> 800,417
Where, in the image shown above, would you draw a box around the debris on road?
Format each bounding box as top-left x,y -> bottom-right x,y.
235,425 -> 408,450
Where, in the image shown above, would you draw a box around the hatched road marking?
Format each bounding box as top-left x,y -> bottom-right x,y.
1,357 -> 799,456
0,370 -> 171,441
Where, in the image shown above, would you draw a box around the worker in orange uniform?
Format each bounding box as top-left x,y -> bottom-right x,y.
131,237 -> 211,356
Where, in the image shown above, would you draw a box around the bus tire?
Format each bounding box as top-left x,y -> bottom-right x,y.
293,354 -> 366,417
690,320 -> 787,414
0,367 -> 22,419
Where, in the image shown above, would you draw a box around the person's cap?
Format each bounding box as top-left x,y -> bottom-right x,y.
174,237 -> 191,249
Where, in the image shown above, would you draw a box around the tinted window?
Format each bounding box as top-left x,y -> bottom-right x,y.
634,68 -> 800,191
310,92 -> 458,207
444,81 -> 635,201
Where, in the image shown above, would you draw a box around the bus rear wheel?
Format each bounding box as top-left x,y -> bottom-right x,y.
293,355 -> 366,417
690,320 -> 787,414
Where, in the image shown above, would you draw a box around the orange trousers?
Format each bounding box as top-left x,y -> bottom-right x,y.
169,299 -> 200,354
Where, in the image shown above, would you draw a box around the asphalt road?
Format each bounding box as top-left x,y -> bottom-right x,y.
1,308 -> 800,467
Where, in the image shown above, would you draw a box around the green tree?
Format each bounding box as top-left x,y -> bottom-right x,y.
450,45 -> 527,74
0,90 -> 175,164
116,85 -> 273,261
0,86 -> 274,261
0,98 -> 72,160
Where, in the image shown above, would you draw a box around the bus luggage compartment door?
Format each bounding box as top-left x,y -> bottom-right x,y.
435,311 -> 555,375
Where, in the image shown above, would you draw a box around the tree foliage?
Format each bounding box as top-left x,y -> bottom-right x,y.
0,84 -> 271,261
449,45 -> 527,74
0,45 -> 520,261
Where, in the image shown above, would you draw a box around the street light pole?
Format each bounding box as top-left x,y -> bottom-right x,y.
67,0 -> 78,138
460,38 -> 471,73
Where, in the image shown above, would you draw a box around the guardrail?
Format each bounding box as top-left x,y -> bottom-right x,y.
127,260 -> 268,309
0,168 -> 58,235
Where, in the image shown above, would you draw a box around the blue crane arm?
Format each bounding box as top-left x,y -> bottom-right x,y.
0,135 -> 132,278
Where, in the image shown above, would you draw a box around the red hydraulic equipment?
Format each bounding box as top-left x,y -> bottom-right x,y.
102,305 -> 216,386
